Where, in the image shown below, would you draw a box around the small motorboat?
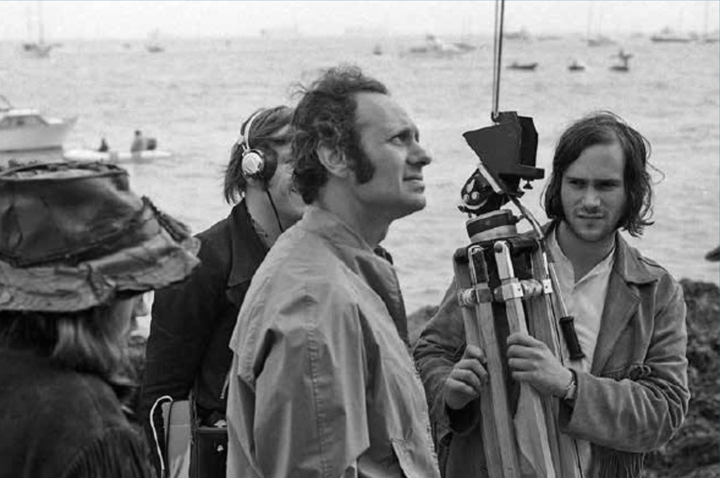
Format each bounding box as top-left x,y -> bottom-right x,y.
610,49 -> 632,72
0,96 -> 77,152
507,62 -> 538,71
63,148 -> 173,164
568,60 -> 586,72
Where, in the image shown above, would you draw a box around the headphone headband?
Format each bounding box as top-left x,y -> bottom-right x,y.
238,109 -> 275,181
242,110 -> 262,152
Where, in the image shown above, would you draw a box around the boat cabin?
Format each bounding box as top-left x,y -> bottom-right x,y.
0,110 -> 49,129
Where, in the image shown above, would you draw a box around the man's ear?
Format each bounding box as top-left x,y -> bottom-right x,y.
317,145 -> 350,179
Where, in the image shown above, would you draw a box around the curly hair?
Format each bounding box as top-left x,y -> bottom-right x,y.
543,111 -> 654,237
224,105 -> 294,204
291,65 -> 389,204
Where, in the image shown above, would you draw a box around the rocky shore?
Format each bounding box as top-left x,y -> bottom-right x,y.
128,279 -> 718,476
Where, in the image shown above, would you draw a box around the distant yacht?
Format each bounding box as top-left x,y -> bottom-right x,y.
585,3 -> 615,47
21,1 -> 53,58
650,27 -> 694,43
505,28 -> 532,42
406,34 -> 469,57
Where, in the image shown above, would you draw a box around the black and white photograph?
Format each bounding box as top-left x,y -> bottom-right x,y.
0,1 -> 717,477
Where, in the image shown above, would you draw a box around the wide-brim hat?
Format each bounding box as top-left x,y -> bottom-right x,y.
0,161 -> 200,312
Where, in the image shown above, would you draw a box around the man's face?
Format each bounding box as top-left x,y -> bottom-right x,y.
560,141 -> 627,244
266,125 -> 305,228
350,92 -> 432,222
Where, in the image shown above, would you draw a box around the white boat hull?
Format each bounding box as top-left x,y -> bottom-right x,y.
0,117 -> 77,152
63,149 -> 173,163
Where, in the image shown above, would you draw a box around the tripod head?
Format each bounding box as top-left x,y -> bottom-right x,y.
459,111 -> 544,242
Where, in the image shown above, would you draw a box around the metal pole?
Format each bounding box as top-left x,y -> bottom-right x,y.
491,0 -> 505,123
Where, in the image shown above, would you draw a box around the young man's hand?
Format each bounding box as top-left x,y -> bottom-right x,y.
506,332 -> 573,397
443,345 -> 488,410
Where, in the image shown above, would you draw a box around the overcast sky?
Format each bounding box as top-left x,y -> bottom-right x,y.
1,1 -> 718,41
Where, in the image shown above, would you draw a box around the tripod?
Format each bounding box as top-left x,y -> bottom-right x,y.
452,114 -> 584,478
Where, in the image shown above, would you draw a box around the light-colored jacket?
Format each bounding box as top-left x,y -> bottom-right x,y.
413,228 -> 689,478
226,206 -> 440,478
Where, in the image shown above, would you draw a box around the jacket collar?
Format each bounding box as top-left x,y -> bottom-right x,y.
301,205 -> 375,253
542,220 -> 658,373
227,200 -> 268,289
543,220 -> 656,285
300,206 -> 409,344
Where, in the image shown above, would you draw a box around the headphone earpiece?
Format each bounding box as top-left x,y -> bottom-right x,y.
241,149 -> 266,178
239,110 -> 276,183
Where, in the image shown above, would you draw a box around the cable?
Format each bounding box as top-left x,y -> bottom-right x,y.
149,395 -> 174,477
264,185 -> 284,233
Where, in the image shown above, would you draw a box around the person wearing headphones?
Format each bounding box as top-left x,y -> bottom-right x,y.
140,105 -> 305,477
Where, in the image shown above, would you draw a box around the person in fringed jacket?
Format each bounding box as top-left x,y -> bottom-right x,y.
0,161 -> 199,478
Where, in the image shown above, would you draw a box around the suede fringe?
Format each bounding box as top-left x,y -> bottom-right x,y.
593,446 -> 644,478
62,428 -> 155,478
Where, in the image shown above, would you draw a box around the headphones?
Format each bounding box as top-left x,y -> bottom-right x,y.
238,110 -> 277,182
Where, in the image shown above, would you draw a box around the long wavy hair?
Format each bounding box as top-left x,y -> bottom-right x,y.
291,65 -> 389,204
0,300 -> 134,386
224,105 -> 294,204
543,111 -> 655,237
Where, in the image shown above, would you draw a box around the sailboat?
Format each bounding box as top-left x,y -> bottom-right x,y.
21,1 -> 52,58
146,30 -> 165,53
700,1 -> 720,43
586,3 -> 615,47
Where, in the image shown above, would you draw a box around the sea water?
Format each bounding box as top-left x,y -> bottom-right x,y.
1,35 -> 718,314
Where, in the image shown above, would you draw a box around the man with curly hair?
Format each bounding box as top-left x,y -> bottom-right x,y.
225,65 -> 439,478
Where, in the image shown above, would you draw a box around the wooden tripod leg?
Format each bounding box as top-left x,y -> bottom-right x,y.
494,241 -> 556,478
525,247 -> 583,478
454,246 -> 520,478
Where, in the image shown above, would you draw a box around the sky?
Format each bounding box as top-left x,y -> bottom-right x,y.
1,1 -> 719,41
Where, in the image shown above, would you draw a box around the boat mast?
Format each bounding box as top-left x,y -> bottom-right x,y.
37,0 -> 45,46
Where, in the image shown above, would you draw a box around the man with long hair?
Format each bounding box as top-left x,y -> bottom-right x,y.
414,112 -> 689,478
0,161 -> 199,478
140,105 -> 305,476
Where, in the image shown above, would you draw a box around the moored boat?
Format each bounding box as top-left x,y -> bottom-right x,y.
0,96 -> 77,152
507,61 -> 538,71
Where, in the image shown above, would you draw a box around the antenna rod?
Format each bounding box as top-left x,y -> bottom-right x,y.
491,0 -> 505,123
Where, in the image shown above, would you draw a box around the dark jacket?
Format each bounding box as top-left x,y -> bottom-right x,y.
413,229 -> 689,478
0,349 -> 155,478
141,201 -> 267,428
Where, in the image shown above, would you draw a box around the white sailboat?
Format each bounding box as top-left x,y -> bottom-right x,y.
146,30 -> 165,53
21,1 -> 52,58
586,3 -> 615,47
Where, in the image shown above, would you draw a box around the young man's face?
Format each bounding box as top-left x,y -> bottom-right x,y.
350,92 -> 432,222
266,125 -> 305,228
560,141 -> 627,245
